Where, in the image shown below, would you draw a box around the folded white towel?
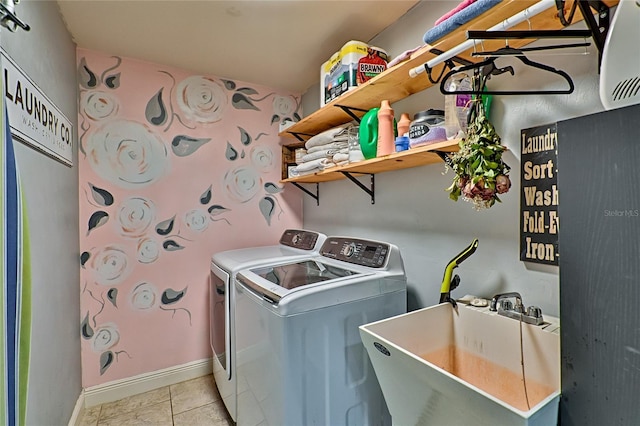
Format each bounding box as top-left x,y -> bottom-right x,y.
294,158 -> 325,172
305,124 -> 351,149
289,167 -> 319,177
302,149 -> 340,162
333,152 -> 350,163
319,158 -> 337,170
307,141 -> 348,154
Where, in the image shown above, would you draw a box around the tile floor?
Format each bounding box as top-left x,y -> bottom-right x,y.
79,374 -> 234,426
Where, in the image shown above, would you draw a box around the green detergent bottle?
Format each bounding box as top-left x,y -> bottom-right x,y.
359,107 -> 379,159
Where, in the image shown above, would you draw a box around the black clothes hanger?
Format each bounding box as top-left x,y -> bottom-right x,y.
439,47 -> 575,96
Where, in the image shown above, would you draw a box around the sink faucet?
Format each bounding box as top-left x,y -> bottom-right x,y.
489,292 -> 523,312
489,292 -> 544,325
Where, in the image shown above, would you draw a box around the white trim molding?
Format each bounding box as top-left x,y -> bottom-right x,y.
83,357 -> 213,408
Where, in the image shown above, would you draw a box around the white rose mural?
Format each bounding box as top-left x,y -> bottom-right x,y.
130,282 -> 159,311
250,145 -> 274,172
184,209 -> 209,233
117,197 -> 156,238
82,90 -> 120,121
91,245 -> 132,286
92,324 -> 120,352
176,76 -> 227,124
223,166 -> 261,203
136,238 -> 160,264
86,119 -> 169,189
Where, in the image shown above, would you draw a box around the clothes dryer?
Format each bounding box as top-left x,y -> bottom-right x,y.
234,236 -> 407,426
210,229 -> 326,421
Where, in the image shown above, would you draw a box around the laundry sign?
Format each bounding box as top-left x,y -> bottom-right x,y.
2,48 -> 73,166
520,123 -> 559,266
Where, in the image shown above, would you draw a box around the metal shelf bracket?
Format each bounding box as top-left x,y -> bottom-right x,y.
334,105 -> 370,123
341,172 -> 375,204
291,182 -> 319,206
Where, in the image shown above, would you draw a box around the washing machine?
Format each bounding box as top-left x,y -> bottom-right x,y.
234,236 -> 407,426
210,229 -> 326,421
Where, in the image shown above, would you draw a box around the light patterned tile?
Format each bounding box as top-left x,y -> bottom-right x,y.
170,374 -> 220,415
99,386 -> 170,421
173,400 -> 233,426
79,404 -> 101,426
97,400 -> 172,426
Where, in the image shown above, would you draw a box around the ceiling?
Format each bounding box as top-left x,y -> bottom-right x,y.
57,0 -> 419,94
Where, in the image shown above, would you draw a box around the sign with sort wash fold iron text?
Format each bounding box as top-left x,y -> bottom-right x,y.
520,123 -> 559,266
2,48 -> 73,166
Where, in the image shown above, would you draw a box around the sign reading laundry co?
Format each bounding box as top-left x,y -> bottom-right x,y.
2,48 -> 73,166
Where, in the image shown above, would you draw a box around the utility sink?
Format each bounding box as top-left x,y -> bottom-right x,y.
359,303 -> 560,426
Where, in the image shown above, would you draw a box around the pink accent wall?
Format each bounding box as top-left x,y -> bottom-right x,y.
77,49 -> 302,387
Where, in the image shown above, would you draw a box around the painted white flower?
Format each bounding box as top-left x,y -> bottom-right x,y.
176,76 -> 227,124
92,323 -> 120,352
91,245 -> 132,286
86,119 -> 169,189
117,197 -> 155,238
272,95 -> 296,118
130,282 -> 158,311
223,166 -> 261,203
137,238 -> 160,264
250,145 -> 274,172
82,90 -> 119,121
184,209 -> 209,233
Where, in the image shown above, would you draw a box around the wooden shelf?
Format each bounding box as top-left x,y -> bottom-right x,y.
281,139 -> 459,184
279,0 -> 617,141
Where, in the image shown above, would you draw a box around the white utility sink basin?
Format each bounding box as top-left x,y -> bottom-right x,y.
359,303 -> 560,426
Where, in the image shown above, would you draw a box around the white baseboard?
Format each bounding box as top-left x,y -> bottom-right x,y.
83,357 -> 213,408
68,391 -> 85,426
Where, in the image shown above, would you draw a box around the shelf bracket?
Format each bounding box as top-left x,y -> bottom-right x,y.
341,172 -> 375,204
334,105 -> 370,123
291,182 -> 319,206
434,150 -> 455,168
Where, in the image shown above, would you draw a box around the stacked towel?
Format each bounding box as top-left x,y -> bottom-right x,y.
291,123 -> 354,176
423,0 -> 502,44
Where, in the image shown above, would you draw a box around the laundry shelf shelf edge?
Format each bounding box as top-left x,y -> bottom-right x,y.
281,139 -> 460,184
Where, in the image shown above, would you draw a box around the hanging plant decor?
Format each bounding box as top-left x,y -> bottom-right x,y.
446,102 -> 511,210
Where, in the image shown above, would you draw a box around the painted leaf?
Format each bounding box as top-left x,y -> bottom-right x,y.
78,58 -> 98,89
145,88 -> 167,126
163,240 -> 184,251
200,185 -> 212,205
222,79 -> 236,90
237,87 -> 259,95
156,216 -> 175,236
241,150 -> 245,159
256,132 -> 267,140
161,287 -> 187,305
107,288 -> 118,308
171,135 -> 210,157
264,182 -> 283,194
232,93 -> 260,111
88,211 -> 109,235
294,112 -> 301,121
259,197 -> 275,225
208,205 -> 229,216
80,251 -> 91,268
238,127 -> 251,146
81,312 -> 94,339
89,183 -> 114,206
104,72 -> 121,89
100,351 -> 114,375
225,142 -> 238,161
271,114 -> 280,125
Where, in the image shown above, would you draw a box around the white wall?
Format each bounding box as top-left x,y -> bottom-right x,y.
301,1 -> 606,317
1,1 -> 81,424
